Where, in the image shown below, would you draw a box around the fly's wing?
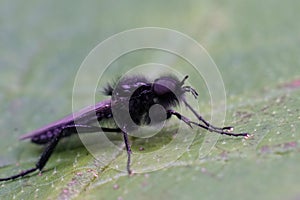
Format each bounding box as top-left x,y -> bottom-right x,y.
19,99 -> 111,140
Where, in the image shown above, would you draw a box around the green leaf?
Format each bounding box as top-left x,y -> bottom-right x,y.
0,1 -> 299,200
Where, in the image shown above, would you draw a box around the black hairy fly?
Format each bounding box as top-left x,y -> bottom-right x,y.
0,75 -> 250,181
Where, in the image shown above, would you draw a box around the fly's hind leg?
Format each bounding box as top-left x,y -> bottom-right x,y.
65,124 -> 121,134
0,132 -> 63,182
0,125 -> 121,182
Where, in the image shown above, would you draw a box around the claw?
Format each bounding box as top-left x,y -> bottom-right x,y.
244,133 -> 253,139
182,117 -> 193,128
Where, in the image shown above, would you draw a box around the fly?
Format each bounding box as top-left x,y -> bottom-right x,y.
0,75 -> 251,181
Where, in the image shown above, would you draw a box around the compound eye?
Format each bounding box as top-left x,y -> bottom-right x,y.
153,79 -> 176,95
153,84 -> 169,95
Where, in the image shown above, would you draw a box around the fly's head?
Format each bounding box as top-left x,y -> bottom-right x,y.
152,75 -> 198,108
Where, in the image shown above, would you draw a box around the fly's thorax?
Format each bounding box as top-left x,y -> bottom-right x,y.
109,75 -> 186,129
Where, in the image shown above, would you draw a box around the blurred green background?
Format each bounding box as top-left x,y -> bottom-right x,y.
0,0 -> 299,199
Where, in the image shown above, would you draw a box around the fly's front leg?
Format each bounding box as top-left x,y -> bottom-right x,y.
167,110 -> 250,138
183,100 -> 234,132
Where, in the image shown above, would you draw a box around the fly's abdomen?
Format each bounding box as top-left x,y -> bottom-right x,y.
31,128 -> 63,144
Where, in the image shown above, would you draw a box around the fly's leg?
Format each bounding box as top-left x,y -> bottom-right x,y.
35,132 -> 63,173
167,110 -> 250,138
76,126 -> 132,174
0,125 -> 121,182
122,131 -> 132,174
63,124 -> 121,135
0,133 -> 62,182
0,167 -> 37,182
80,126 -> 133,174
183,100 -> 236,132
